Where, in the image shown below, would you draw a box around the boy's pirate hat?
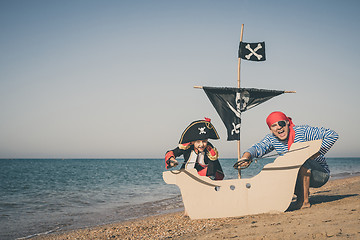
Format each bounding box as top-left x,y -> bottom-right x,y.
179,118 -> 220,144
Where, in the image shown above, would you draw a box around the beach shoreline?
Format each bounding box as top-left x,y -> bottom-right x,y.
31,175 -> 360,240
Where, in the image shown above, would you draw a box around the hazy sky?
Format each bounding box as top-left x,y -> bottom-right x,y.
1,0 -> 359,158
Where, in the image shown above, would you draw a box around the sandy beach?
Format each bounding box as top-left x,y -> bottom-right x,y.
32,175 -> 360,240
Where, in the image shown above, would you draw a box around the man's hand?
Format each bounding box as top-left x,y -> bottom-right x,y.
233,158 -> 252,170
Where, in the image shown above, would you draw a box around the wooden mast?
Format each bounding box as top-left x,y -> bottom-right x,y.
237,24 -> 244,179
194,25 -> 296,179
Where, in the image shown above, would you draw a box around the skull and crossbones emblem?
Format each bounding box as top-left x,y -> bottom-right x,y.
227,90 -> 250,117
231,122 -> 241,135
227,91 -> 250,135
245,43 -> 263,60
237,90 -> 250,112
198,127 -> 206,135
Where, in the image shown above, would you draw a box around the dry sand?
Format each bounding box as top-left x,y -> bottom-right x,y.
33,176 -> 360,240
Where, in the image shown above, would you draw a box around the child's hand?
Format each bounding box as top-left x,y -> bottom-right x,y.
169,158 -> 178,168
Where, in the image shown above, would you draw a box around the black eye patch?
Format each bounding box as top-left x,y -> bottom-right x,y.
278,121 -> 286,127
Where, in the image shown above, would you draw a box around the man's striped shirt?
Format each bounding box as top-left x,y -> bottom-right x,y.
246,125 -> 339,173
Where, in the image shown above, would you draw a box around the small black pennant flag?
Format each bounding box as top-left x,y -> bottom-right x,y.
238,41 -> 266,61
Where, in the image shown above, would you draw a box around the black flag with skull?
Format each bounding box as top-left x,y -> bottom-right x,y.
238,41 -> 266,61
203,87 -> 284,141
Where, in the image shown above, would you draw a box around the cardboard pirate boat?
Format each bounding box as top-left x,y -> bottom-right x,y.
163,25 -> 301,219
163,140 -> 321,219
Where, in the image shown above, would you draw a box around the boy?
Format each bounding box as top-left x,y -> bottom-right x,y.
165,118 -> 224,180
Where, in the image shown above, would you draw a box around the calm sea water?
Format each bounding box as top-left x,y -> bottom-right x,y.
1,157 -> 359,239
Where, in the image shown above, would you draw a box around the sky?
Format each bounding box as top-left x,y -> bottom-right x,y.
0,0 -> 359,158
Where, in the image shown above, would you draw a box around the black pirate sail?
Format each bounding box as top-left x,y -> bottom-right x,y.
203,87 -> 285,141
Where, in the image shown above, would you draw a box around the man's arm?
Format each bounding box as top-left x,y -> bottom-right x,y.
234,135 -> 275,169
303,126 -> 339,157
234,152 -> 252,169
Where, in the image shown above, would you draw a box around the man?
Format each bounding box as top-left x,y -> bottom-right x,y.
236,111 -> 339,209
165,118 -> 224,180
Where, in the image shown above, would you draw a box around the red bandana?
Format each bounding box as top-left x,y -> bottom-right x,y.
266,111 -> 295,150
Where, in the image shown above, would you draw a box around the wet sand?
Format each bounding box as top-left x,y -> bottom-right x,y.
33,175 -> 360,239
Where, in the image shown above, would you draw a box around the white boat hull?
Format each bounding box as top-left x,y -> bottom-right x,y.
163,140 -> 322,219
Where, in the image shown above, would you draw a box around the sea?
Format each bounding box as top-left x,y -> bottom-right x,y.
1,157 -> 359,240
